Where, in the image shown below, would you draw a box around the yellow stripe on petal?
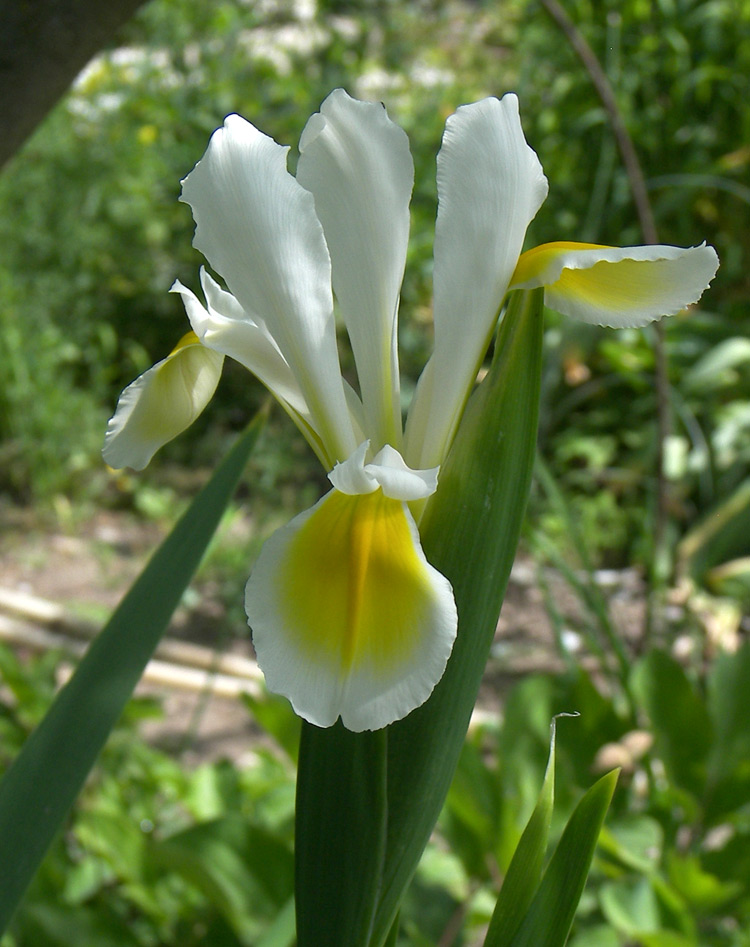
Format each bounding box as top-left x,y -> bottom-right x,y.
169,329 -> 201,354
246,487 -> 457,731
511,241 -> 607,289
511,241 -> 719,328
281,490 -> 432,672
103,336 -> 224,470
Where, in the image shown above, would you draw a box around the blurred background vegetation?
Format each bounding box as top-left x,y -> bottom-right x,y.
2,0 -> 748,564
1,0 -> 750,944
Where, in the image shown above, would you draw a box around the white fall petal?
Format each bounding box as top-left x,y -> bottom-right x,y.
245,444 -> 456,731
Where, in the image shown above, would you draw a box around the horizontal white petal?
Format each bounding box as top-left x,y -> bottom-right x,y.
298,89 -> 413,448
180,114 -> 357,464
406,93 -> 548,469
510,241 -> 720,327
246,487 -> 457,731
103,334 -> 223,471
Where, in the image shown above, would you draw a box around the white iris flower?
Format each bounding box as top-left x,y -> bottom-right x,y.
103,90 -> 718,731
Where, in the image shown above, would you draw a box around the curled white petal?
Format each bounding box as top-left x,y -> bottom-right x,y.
367,445 -> 439,500
246,485 -> 457,731
406,93 -> 548,469
328,441 -> 439,500
511,242 -> 720,327
103,335 -> 223,471
327,441 -> 376,494
298,89 -> 413,448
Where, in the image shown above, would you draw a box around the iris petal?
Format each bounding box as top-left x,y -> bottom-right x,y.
180,114 -> 357,465
405,93 -> 548,469
246,487 -> 457,731
298,90 -> 413,449
172,273 -> 309,418
327,441 -> 439,500
103,333 -> 223,471
511,241 -> 720,327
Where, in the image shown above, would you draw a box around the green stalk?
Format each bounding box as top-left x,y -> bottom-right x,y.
372,287 -> 545,944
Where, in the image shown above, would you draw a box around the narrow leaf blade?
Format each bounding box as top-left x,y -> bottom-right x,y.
507,769 -> 619,947
295,723 -> 387,947
0,418 -> 263,932
484,717 -> 562,947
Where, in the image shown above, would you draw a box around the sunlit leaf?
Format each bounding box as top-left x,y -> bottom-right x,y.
0,417 -> 263,932
293,288 -> 544,947
505,768 -> 618,947
483,716 -> 559,946
374,287 -> 545,943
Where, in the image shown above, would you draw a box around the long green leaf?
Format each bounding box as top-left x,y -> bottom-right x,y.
484,716 -> 562,947
372,287 -> 545,944
507,769 -> 618,947
0,418 -> 263,932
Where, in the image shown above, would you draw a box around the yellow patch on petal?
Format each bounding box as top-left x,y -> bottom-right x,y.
169,329 -> 201,354
103,333 -> 223,470
510,241 -> 608,288
278,489 -> 432,675
510,241 -> 718,327
133,341 -> 217,443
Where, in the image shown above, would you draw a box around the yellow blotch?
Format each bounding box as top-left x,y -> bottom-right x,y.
278,489 -> 432,675
169,330 -> 201,355
511,241 -> 608,287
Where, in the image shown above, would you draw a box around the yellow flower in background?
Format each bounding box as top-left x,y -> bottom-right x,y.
103,90 -> 718,731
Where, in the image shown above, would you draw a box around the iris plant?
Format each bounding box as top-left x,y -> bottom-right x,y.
104,90 -> 718,732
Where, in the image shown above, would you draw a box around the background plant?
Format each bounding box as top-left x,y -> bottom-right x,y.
1,0 -> 748,943
2,0 -> 747,555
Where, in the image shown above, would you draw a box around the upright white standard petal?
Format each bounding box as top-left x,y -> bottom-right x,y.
405,94 -> 549,469
245,445 -> 457,731
179,114 -> 357,465
510,241 -> 721,327
103,333 -> 224,471
297,90 -> 414,450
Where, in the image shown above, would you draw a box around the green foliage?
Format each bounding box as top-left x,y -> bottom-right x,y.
2,0 -> 747,562
6,619 -> 750,944
2,0 -> 750,943
0,418 -> 262,932
0,645 -> 296,947
426,643 -> 750,946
